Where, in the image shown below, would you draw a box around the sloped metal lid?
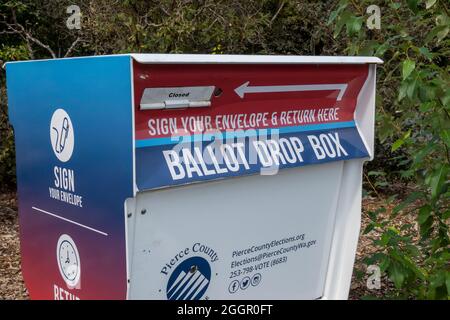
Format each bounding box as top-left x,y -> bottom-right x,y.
131,53 -> 383,65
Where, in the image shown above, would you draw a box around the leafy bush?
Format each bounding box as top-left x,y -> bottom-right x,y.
329,0 -> 449,299
0,44 -> 29,190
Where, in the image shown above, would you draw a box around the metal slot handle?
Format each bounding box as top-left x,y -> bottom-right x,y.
140,86 -> 215,110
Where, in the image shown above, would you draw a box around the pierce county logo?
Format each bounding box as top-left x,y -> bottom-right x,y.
166,256 -> 211,300
50,108 -> 74,162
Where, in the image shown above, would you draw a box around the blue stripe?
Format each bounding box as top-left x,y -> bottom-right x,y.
136,121 -> 356,148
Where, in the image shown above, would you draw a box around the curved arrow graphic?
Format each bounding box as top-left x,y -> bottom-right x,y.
235,81 -> 348,101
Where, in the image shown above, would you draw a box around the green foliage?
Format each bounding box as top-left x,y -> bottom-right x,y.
330,0 -> 449,299
0,44 -> 29,190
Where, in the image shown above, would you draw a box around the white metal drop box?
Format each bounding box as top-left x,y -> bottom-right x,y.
6,54 -> 382,300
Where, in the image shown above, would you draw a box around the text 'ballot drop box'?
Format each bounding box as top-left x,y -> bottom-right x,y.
6,54 -> 382,300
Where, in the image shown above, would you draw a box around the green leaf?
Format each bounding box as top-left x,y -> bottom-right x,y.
425,25 -> 449,43
368,171 -> 386,176
418,205 -> 432,225
367,210 -> 377,220
391,249 -> 427,280
407,0 -> 419,13
441,129 -> 450,148
429,165 -> 449,200
380,232 -> 391,246
446,272 -> 450,296
392,191 -> 422,216
412,143 -> 436,168
404,130 -> 411,140
402,60 -> 416,80
398,81 -> 408,101
429,271 -> 446,290
333,11 -> 351,38
389,262 -> 406,288
375,182 -> 389,188
391,130 -> 411,152
406,244 -> 420,257
418,84 -> 437,102
406,78 -> 417,99
419,215 -> 434,238
380,255 -> 390,272
419,101 -> 435,112
375,42 -> 389,56
391,138 -> 404,152
327,1 -> 349,26
359,41 -> 377,56
440,89 -> 450,108
346,16 -> 363,36
425,0 -> 437,9
363,223 -> 375,234
443,210 -> 450,220
419,47 -> 433,60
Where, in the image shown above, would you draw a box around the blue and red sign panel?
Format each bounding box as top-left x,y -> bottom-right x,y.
133,63 -> 370,191
7,56 -> 134,299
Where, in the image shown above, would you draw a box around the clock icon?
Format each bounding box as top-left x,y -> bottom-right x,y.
56,234 -> 81,287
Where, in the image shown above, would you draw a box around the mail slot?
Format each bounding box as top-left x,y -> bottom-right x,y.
6,54 -> 382,300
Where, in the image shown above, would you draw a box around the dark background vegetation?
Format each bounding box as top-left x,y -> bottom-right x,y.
0,0 -> 448,299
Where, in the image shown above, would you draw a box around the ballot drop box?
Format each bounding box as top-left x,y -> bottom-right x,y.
6,54 -> 382,300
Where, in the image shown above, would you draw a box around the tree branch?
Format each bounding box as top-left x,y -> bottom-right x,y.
270,1 -> 285,25
64,37 -> 81,58
15,24 -> 57,58
5,8 -> 57,59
